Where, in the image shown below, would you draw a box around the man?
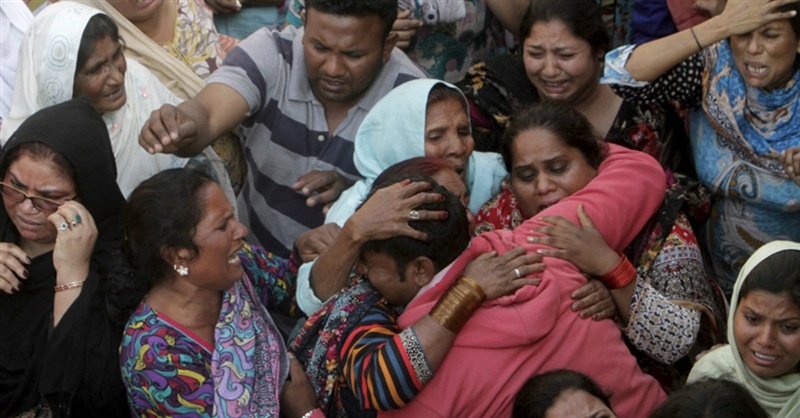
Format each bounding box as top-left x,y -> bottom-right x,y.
139,0 -> 426,257
346,146 -> 670,418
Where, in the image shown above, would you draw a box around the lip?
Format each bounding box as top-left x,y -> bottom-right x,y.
104,87 -> 125,101
741,61 -> 769,79
537,78 -> 569,95
538,199 -> 560,212
751,350 -> 781,366
320,78 -> 347,92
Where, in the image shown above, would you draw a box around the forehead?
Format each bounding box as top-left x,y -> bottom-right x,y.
6,153 -> 75,188
526,19 -> 583,45
304,8 -> 385,47
426,98 -> 468,123
739,290 -> 800,316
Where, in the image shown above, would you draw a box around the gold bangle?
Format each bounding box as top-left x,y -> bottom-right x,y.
429,276 -> 486,333
54,280 -> 85,292
690,27 -> 703,52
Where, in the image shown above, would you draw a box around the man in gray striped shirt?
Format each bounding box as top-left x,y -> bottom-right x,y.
139,0 -> 426,257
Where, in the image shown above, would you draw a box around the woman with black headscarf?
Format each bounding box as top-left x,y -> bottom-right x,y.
0,99 -> 129,417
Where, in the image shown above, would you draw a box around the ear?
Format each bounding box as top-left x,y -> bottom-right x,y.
382,31 -> 399,63
161,246 -> 193,266
408,256 -> 436,287
301,8 -> 307,26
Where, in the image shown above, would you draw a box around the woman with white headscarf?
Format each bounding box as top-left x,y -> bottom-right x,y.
689,240 -> 800,417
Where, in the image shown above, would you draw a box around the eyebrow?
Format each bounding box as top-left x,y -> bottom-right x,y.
8,173 -> 66,196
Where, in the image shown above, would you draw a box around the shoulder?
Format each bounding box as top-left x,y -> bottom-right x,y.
688,345 -> 737,382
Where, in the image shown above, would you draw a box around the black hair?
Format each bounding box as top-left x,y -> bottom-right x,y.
75,14 -> 121,80
739,248 -> 800,307
501,102 -> 608,173
519,0 -> 610,56
122,168 -> 216,287
649,378 -> 769,418
0,142 -> 77,192
427,82 -> 468,116
359,159 -> 470,278
305,0 -> 398,39
513,369 -> 613,418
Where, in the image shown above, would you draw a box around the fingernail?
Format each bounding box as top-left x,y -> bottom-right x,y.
571,303 -> 579,310
579,311 -> 588,318
23,270 -> 29,279
25,256 -> 31,264
536,249 -> 544,254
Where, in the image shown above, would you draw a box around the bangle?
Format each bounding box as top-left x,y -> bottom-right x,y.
599,253 -> 637,290
54,280 -> 85,292
429,275 -> 486,333
299,409 -> 319,418
690,27 -> 703,52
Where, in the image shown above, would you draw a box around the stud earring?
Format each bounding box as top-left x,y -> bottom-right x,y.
174,264 -> 189,276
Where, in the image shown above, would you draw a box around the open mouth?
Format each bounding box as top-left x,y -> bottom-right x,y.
753,351 -> 779,362
745,64 -> 767,75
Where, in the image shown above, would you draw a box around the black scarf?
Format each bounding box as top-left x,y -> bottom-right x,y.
0,99 -> 127,417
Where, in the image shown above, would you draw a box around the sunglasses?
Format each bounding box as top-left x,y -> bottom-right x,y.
0,181 -> 73,214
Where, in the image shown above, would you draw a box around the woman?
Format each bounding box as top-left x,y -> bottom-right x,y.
119,168 -> 309,417
295,79 -> 507,315
477,102 -> 724,389
74,0 -> 246,191
460,0 -> 687,171
290,157 -> 542,416
602,0 -> 800,297
688,240 -> 800,417
0,99 -> 128,417
1,2 -> 232,199
513,369 -> 616,418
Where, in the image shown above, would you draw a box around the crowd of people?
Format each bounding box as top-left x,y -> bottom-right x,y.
0,0 -> 799,417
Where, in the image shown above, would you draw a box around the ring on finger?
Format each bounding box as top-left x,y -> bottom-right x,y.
72,214 -> 82,226
408,210 -> 420,221
514,268 -> 521,279
57,222 -> 69,231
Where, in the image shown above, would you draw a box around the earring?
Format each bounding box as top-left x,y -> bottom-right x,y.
174,264 -> 189,276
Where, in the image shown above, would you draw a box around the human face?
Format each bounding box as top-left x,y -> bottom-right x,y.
73,36 -> 127,113
424,98 -> 474,182
509,128 -> 597,217
356,250 -> 421,307
182,183 -> 249,291
523,19 -> 603,106
544,389 -> 616,418
2,153 -> 76,245
733,290 -> 800,378
107,0 -> 165,23
730,20 -> 800,91
302,8 -> 395,110
431,168 -> 474,232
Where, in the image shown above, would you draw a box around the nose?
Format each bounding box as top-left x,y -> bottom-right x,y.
746,36 -> 763,55
756,324 -> 777,347
443,134 -> 467,159
535,175 -> 556,195
543,55 -> 560,77
322,54 -> 345,78
107,62 -> 125,86
233,219 -> 249,241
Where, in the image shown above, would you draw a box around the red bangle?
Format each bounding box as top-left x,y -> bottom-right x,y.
599,253 -> 637,289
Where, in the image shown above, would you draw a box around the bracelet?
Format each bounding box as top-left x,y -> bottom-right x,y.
299,409 -> 319,418
429,275 -> 486,333
599,253 -> 637,290
690,27 -> 703,52
54,280 -> 85,292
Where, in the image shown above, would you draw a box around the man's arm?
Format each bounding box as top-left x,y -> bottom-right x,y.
139,83 -> 249,157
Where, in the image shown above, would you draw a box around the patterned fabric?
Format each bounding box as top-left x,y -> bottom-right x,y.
598,0 -> 633,48
289,277 -> 383,415
603,42 -> 800,296
285,0 -> 507,83
120,244 -> 296,417
475,175 -> 724,389
289,275 -> 433,416
458,54 -> 687,171
167,0 -> 238,81
340,302 -> 430,411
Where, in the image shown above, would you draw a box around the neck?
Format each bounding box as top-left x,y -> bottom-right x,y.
148,277 -> 222,328
135,0 -> 176,44
573,84 -> 622,137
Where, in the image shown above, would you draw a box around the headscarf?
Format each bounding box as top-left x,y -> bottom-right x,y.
728,240 -> 800,417
66,0 -> 205,100
0,0 -> 34,119
325,79 -> 507,225
0,1 -> 189,197
0,98 -> 127,416
703,41 -> 800,172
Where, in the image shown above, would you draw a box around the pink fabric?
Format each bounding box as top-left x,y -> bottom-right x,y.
382,144 -> 668,418
667,0 -> 709,31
